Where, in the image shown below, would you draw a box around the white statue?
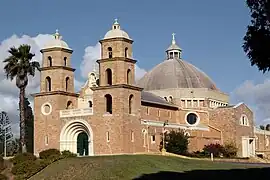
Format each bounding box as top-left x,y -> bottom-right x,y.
88,72 -> 97,87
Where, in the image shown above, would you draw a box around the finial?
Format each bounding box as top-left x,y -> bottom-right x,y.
172,33 -> 176,44
54,29 -> 62,40
114,18 -> 119,24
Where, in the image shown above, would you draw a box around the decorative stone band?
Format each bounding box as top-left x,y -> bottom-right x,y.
254,126 -> 270,136
60,108 -> 93,118
141,119 -> 209,131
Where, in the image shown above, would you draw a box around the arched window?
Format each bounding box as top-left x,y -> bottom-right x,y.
108,47 -> 113,58
65,77 -> 69,91
45,76 -> 51,92
66,101 -> 73,109
64,57 -> 67,66
88,101 -> 93,108
169,96 -> 173,102
105,94 -> 112,114
125,47 -> 128,58
106,68 -> 112,85
129,94 -> 134,114
169,52 -> 173,59
164,97 -> 167,101
48,56 -> 52,67
127,69 -> 131,85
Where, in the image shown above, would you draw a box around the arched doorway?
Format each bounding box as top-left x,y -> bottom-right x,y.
60,120 -> 94,156
77,132 -> 89,156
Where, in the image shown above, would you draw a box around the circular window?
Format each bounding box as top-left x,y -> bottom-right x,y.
41,103 -> 52,115
186,112 -> 199,125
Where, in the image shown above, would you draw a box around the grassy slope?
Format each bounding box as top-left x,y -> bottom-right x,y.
30,155 -> 263,180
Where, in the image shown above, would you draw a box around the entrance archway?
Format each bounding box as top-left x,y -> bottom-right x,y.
77,132 -> 89,156
60,119 -> 94,156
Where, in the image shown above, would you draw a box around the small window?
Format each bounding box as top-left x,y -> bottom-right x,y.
169,96 -> 173,102
108,47 -> 113,58
151,135 -> 155,143
65,77 -> 69,91
66,101 -> 73,109
127,69 -> 131,85
158,110 -> 160,117
45,76 -> 51,92
240,115 -> 249,126
186,113 -> 199,125
45,135 -> 48,146
105,94 -> 112,114
131,131 -> 134,142
106,131 -> 110,142
129,94 -> 134,114
125,47 -> 128,58
146,107 -> 149,115
48,56 -> 52,67
88,101 -> 93,108
164,97 -> 167,101
106,68 -> 112,85
64,57 -> 67,66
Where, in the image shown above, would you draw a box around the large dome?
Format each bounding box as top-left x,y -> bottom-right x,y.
137,58 -> 218,91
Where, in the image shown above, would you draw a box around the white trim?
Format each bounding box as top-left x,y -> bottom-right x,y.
60,119 -> 94,156
41,102 -> 52,116
234,102 -> 244,108
141,119 -> 209,131
185,111 -> 200,126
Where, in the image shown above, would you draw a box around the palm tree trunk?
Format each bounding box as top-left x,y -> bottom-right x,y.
19,87 -> 27,153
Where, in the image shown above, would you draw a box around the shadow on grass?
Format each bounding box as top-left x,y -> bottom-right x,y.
133,168 -> 270,180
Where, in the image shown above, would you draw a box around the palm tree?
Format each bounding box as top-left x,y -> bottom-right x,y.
3,44 -> 40,153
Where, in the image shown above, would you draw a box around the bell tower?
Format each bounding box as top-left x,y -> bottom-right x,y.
33,30 -> 79,155
91,20 -> 143,154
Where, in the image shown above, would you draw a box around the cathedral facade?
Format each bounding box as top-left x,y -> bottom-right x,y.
32,20 -> 270,158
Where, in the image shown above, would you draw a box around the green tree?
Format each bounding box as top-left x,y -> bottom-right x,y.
3,45 -> 40,153
160,130 -> 189,155
243,0 -> 270,73
24,97 -> 34,153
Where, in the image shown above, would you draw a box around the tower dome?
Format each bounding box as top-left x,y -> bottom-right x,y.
137,34 -> 218,91
103,19 -> 131,40
42,30 -> 71,50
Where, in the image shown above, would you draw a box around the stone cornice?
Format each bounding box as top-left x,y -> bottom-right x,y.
91,84 -> 143,91
40,66 -> 76,72
40,47 -> 73,53
99,37 -> 133,44
31,91 -> 79,97
96,57 -> 137,64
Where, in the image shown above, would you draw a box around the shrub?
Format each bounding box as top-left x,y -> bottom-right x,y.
61,150 -> 77,158
223,142 -> 238,158
11,153 -> 37,165
11,159 -> 50,178
186,151 -> 208,158
160,130 -> 189,155
0,174 -> 7,180
203,143 -> 224,157
39,149 -> 61,160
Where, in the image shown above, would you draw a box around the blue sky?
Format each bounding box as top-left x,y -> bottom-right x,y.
0,0 -> 270,125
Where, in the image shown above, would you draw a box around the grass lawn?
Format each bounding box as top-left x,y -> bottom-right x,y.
29,155 -> 268,180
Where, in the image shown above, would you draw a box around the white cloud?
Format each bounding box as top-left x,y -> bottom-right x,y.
80,43 -> 147,80
231,79 -> 270,125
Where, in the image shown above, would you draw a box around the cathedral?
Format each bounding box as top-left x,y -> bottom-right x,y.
32,20 -> 270,158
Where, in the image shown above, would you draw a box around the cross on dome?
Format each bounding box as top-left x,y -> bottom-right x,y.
172,33 -> 176,44
114,18 -> 119,25
54,29 -> 62,40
